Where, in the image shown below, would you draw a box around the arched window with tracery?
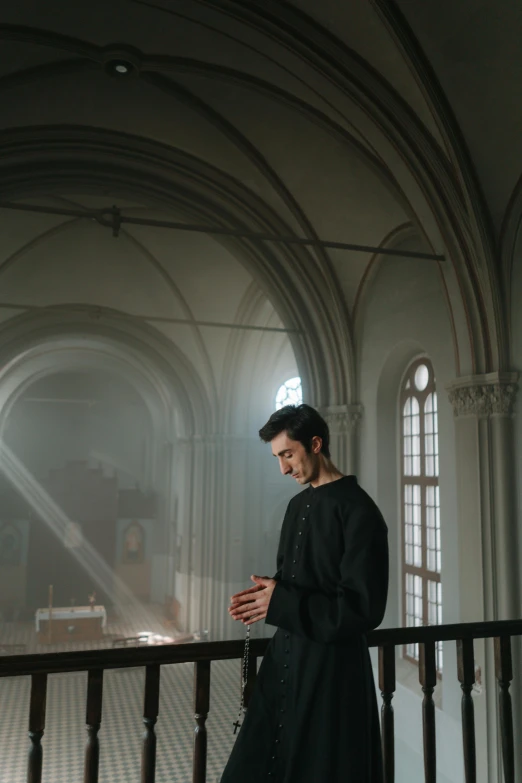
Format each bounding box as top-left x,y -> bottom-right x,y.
401,359 -> 442,671
275,377 -> 302,410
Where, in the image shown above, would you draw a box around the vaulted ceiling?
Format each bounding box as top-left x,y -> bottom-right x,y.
0,0 -> 517,414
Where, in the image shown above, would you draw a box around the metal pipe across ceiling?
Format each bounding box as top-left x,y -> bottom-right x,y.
0,201 -> 445,261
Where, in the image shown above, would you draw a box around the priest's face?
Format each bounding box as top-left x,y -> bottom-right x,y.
271,431 -> 322,485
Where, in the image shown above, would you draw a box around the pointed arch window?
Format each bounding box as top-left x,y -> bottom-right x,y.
401,359 -> 442,670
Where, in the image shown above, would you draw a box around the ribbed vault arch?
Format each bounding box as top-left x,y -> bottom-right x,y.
0,126 -> 355,407
0,4 -> 507,375
0,306 -> 210,439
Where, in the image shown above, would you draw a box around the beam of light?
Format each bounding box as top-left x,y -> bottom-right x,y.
0,440 -> 160,634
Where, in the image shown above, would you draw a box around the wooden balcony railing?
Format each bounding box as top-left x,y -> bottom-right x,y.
0,618 -> 520,783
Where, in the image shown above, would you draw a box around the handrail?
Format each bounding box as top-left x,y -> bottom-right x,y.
367,617 -> 522,645
0,617 -> 521,677
1,617 -> 520,783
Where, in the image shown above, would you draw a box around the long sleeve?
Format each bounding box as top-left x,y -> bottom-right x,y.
265,504 -> 388,643
271,504 -> 289,582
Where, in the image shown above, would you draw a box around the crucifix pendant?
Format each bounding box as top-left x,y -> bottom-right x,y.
233,720 -> 241,735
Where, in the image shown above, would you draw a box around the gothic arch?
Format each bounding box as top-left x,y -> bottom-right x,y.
500,174 -> 522,361
183,0 -> 504,374
0,126 -> 354,409
0,6 -> 508,389
0,306 -> 210,441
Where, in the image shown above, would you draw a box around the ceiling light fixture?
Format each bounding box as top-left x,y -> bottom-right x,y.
104,59 -> 135,77
101,48 -> 142,78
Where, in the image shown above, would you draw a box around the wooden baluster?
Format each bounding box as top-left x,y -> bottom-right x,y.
84,669 -> 104,783
494,636 -> 515,783
193,660 -> 211,783
457,639 -> 476,783
419,641 -> 437,783
27,673 -> 47,783
379,645 -> 396,783
141,664 -> 161,783
243,655 -> 258,709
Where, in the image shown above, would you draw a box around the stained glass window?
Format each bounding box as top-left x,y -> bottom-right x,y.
401,359 -> 442,672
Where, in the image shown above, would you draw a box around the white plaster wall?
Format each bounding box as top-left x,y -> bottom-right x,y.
150,554 -> 174,605
170,335 -> 301,640
5,396 -> 151,491
357,249 -> 463,779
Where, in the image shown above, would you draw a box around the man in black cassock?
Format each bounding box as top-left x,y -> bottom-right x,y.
221,404 -> 388,783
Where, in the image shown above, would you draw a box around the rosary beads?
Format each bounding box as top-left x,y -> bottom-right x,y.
233,624 -> 251,734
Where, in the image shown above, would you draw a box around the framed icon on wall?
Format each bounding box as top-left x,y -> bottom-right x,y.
123,521 -> 145,564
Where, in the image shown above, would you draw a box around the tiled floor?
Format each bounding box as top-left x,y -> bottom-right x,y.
0,606 -> 241,783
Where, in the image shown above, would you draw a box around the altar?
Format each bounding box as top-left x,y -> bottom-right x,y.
35,605 -> 107,644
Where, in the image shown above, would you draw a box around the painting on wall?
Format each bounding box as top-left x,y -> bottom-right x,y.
0,524 -> 22,566
123,521 -> 145,564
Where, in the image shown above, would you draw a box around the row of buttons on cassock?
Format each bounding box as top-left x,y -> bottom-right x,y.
268,501 -> 311,778
267,633 -> 290,779
291,502 -> 309,579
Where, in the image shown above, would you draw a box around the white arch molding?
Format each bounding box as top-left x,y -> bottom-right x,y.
0,307 -> 212,623
0,127 -> 355,410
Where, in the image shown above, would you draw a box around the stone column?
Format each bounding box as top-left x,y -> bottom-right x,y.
447,372 -> 519,783
161,438 -> 176,604
173,433 -> 264,640
172,435 -> 208,635
447,373 -> 519,622
321,404 -> 363,475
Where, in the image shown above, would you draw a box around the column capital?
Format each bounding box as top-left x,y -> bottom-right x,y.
321,404 -> 363,432
446,372 -> 519,418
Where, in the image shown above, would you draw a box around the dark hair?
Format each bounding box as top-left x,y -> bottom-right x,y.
259,404 -> 331,458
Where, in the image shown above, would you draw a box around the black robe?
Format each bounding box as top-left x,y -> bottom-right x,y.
221,475 -> 389,783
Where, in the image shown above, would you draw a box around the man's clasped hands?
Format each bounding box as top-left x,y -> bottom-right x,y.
228,575 -> 277,626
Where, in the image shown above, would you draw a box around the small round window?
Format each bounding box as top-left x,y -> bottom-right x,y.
275,377 -> 302,410
414,364 -> 429,392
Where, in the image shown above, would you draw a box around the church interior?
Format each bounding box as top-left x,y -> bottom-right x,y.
0,1 -> 521,782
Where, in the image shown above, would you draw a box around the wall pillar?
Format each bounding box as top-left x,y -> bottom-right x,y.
447,372 -> 520,783
321,404 -> 363,475
173,433 -> 266,641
